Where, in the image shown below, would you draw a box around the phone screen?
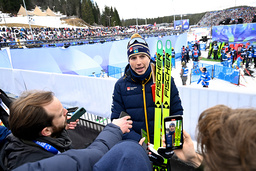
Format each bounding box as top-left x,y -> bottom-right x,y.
164,115 -> 183,150
141,129 -> 148,144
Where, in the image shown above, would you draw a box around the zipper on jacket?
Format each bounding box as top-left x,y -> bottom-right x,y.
142,83 -> 150,143
141,72 -> 151,143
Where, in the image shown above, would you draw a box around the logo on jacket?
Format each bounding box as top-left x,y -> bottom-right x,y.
127,87 -> 137,91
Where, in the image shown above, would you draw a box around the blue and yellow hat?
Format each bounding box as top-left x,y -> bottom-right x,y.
127,33 -> 150,60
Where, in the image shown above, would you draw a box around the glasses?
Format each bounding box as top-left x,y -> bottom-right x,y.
127,37 -> 148,48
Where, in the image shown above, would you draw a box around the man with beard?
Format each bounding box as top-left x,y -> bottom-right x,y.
3,90 -> 150,171
3,90 -> 78,169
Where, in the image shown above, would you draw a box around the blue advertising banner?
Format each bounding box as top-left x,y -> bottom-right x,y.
212,23 -> 256,42
174,19 -> 190,30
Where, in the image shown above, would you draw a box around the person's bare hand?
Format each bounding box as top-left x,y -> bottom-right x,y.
139,137 -> 145,145
173,130 -> 202,167
66,116 -> 79,130
112,116 -> 132,133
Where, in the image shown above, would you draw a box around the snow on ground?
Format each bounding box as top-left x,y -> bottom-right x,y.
171,54 -> 256,94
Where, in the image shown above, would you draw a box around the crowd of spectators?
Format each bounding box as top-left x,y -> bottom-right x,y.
198,6 -> 256,27
0,25 -> 157,44
0,6 -> 255,44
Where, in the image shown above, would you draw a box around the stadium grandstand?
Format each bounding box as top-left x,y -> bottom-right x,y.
0,6 -> 255,48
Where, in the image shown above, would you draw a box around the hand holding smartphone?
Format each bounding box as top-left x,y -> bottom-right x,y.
119,111 -> 130,118
67,107 -> 86,123
164,115 -> 183,150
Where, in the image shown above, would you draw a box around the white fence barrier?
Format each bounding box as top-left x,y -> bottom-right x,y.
1,68 -> 256,140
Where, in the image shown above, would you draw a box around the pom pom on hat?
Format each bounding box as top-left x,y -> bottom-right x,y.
130,33 -> 142,39
127,33 -> 150,60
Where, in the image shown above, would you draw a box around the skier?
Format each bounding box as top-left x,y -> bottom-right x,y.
180,61 -> 188,85
197,67 -> 211,88
165,123 -> 175,148
110,33 -> 183,145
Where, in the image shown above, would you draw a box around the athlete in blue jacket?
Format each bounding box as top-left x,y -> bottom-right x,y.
197,67 -> 211,88
111,33 -> 183,144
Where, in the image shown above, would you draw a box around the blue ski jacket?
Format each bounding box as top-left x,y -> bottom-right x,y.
13,123 -> 124,171
111,64 -> 183,143
197,71 -> 211,86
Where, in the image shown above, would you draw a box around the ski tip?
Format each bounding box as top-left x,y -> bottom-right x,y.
157,40 -> 163,50
165,40 -> 172,51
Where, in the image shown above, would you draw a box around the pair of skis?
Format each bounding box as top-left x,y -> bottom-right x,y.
153,40 -> 172,150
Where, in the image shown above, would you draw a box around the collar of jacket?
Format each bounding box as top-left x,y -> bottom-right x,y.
21,130 -> 72,153
124,64 -> 152,84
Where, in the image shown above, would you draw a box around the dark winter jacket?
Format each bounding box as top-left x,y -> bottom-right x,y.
4,130 -> 72,170
111,64 -> 183,143
13,123 -> 125,171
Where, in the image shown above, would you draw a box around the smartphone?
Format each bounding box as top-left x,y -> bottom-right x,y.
164,115 -> 183,150
119,111 -> 130,118
67,107 -> 86,123
141,129 -> 149,154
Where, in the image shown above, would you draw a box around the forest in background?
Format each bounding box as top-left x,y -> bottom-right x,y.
0,0 -> 249,27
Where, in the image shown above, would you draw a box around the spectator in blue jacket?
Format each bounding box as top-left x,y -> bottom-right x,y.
180,61 -> 189,85
1,90 -> 152,171
13,121 -> 152,171
192,46 -> 200,61
111,33 -> 183,144
3,90 -> 79,169
197,67 -> 211,88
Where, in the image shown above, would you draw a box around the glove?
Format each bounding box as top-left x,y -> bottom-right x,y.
157,147 -> 174,159
148,144 -> 165,166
